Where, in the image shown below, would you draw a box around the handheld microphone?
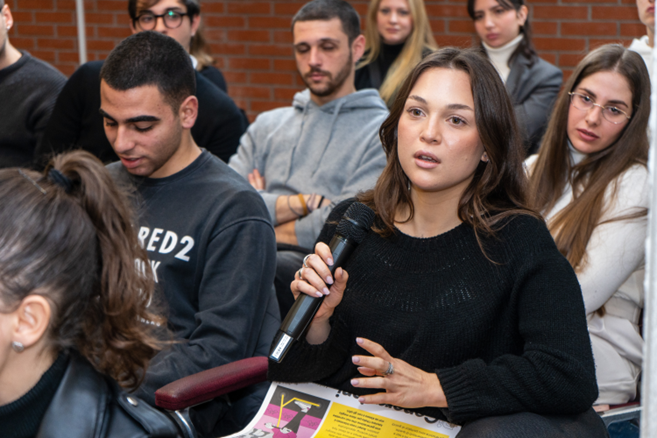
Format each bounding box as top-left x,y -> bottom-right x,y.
269,202 -> 375,363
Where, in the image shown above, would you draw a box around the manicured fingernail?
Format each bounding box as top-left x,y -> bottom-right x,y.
351,379 -> 359,386
352,356 -> 360,363
356,338 -> 363,344
315,290 -> 323,297
358,397 -> 365,404
326,276 -> 333,285
327,258 -> 334,266
322,287 -> 330,295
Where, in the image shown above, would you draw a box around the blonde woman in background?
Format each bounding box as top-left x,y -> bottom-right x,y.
355,0 -> 437,107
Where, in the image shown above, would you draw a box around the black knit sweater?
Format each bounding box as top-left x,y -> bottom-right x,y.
269,200 -> 598,424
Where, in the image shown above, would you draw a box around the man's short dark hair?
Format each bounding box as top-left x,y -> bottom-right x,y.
100,31 -> 196,112
292,0 -> 361,44
128,0 -> 199,21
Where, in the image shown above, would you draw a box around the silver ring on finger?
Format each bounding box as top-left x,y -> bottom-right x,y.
303,254 -> 312,269
383,361 -> 394,376
297,267 -> 304,281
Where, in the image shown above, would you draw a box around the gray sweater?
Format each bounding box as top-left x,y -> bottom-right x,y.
229,89 -> 389,248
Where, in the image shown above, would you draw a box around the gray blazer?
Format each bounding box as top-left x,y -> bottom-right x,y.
506,54 -> 563,156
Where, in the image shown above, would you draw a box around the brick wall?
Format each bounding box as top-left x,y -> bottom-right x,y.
7,0 -> 645,119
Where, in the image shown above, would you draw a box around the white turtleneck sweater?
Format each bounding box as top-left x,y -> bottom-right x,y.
483,34 -> 523,83
525,148 -> 649,404
628,35 -> 652,79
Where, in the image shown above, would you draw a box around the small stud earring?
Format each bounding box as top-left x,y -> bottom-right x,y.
12,341 -> 25,352
481,152 -> 489,163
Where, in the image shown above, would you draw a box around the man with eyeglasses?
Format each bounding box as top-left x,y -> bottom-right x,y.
37,0 -> 245,166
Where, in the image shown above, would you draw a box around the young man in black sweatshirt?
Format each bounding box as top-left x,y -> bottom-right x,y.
38,0 -> 244,165
0,0 -> 65,168
102,32 -> 278,438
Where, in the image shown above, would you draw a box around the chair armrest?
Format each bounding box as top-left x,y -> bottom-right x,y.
155,357 -> 269,411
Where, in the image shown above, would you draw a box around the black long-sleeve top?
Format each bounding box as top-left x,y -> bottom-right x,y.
269,200 -> 599,425
37,61 -> 245,165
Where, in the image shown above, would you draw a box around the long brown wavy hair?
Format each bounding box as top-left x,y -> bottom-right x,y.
0,151 -> 166,390
359,47 -> 539,250
528,44 -> 649,272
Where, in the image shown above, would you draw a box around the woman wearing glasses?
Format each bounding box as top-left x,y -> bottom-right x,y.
527,44 -> 650,405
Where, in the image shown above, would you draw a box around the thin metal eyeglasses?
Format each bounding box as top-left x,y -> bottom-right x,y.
134,10 -> 190,30
568,92 -> 632,124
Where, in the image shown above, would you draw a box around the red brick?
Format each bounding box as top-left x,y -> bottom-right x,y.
85,13 -> 115,24
425,5 -> 469,18
533,6 -> 587,20
224,71 -> 248,83
203,29 -> 226,41
248,44 -> 292,57
55,64 -> 76,76
59,51 -> 81,62
274,87 -> 297,101
35,11 -> 72,22
352,4 -> 368,16
434,35 -> 474,48
534,37 -> 586,52
273,30 -> 293,44
532,21 -> 558,36
428,20 -> 445,34
97,26 -> 131,38
210,43 -> 247,55
58,0 -> 77,9
227,30 -> 270,42
621,23 -> 647,37
230,86 -> 271,99
18,0 -> 54,9
11,37 -> 36,50
559,53 -> 586,67
227,2 -> 271,14
563,70 -> 574,82
31,49 -> 56,62
87,40 -> 116,51
18,24 -> 55,36
589,38 -> 633,49
205,16 -> 246,28
448,19 -> 474,34
561,0 -> 615,3
57,24 -> 94,37
201,3 -> 225,13
592,6 -> 643,20
251,100 -> 286,112
561,22 -> 617,36
11,12 -> 34,23
249,16 -> 291,28
230,57 -> 271,70
273,58 -> 297,72
37,37 -> 75,49
96,1 -> 127,11
274,2 -> 306,15
251,72 -> 293,85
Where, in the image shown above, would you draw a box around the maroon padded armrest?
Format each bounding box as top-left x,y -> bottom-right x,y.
155,357 -> 269,411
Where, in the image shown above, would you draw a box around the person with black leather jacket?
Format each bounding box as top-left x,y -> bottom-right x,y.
0,151 -> 180,438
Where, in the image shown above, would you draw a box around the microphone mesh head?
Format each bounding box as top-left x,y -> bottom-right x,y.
336,202 -> 375,244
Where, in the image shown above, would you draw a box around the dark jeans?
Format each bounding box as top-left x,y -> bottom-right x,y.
457,408 -> 609,438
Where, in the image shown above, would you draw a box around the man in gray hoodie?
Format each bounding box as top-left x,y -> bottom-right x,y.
229,0 -> 388,316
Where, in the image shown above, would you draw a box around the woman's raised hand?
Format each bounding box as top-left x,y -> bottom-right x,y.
291,242 -> 349,325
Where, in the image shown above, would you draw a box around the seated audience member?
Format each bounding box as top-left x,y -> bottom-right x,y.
38,0 -> 244,164
468,0 -> 562,155
629,0 -> 654,77
228,0 -> 389,318
0,0 -> 65,168
269,48 -> 608,437
355,0 -> 437,107
527,44 -> 649,406
101,32 -> 278,437
0,151 -> 178,437
191,20 -> 227,91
